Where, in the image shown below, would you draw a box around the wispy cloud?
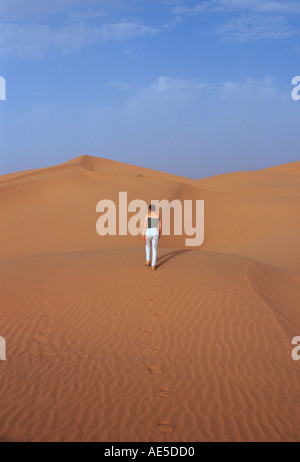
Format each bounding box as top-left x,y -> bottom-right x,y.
0,0 -> 118,21
128,76 -> 207,116
172,3 -> 211,16
0,20 -> 159,58
100,22 -> 159,41
216,14 -> 297,41
171,0 -> 300,40
172,0 -> 300,16
105,81 -> 136,91
104,75 -> 281,125
219,0 -> 300,15
148,76 -> 206,93
217,76 -> 281,99
0,0 -> 160,58
69,9 -> 106,22
105,76 -> 206,98
0,22 -> 93,58
129,75 -> 282,106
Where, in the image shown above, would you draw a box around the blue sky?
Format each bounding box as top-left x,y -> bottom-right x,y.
0,0 -> 300,178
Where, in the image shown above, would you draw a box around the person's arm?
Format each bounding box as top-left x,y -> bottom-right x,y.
159,215 -> 162,237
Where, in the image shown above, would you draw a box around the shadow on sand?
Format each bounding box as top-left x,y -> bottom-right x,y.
156,249 -> 194,269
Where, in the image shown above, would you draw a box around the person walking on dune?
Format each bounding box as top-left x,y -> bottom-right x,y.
143,204 -> 162,270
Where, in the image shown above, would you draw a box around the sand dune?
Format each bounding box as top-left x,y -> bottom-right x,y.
0,156 -> 299,442
1,155 -> 299,272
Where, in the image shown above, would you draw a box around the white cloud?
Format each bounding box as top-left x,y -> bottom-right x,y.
69,9 -> 106,21
0,22 -> 96,58
171,1 -> 300,40
148,76 -> 206,93
0,0 -> 117,21
216,14 -> 297,41
219,0 -> 300,15
105,81 -> 136,91
135,75 -> 283,107
100,22 -> 159,41
106,75 -> 286,132
0,0 -> 160,59
104,75 -> 282,115
128,76 -> 207,116
0,20 -> 159,58
105,75 -> 281,130
172,3 -> 211,15
218,76 -> 280,99
172,0 -> 300,16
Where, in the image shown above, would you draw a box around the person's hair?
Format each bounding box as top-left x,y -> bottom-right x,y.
149,204 -> 156,212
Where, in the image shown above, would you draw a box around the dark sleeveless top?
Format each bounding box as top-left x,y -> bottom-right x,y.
148,216 -> 159,229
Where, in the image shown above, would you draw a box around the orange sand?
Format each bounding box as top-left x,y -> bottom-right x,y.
0,155 -> 299,442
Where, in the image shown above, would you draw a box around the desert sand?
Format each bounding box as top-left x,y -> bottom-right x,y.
0,155 -> 299,442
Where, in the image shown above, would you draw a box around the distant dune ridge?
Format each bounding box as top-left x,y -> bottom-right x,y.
0,155 -> 299,442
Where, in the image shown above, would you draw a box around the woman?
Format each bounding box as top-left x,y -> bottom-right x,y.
142,204 -> 162,270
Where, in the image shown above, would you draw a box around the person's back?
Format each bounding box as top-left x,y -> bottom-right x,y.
147,214 -> 159,229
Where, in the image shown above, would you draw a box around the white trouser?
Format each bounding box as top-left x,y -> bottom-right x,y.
145,228 -> 159,267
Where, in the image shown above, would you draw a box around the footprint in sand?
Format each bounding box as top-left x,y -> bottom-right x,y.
143,329 -> 152,336
150,345 -> 158,352
158,387 -> 170,400
151,311 -> 162,321
158,421 -> 173,434
147,365 -> 164,375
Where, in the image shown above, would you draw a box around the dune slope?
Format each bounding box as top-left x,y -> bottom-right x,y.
0,249 -> 299,442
